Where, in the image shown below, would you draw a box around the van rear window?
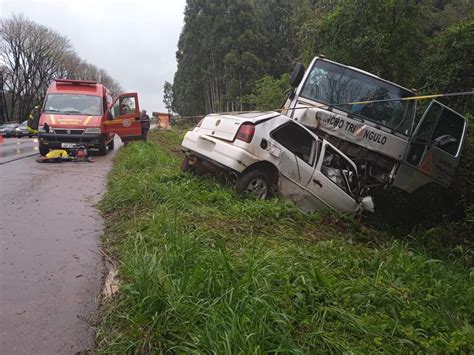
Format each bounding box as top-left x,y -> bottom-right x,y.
44,94 -> 102,116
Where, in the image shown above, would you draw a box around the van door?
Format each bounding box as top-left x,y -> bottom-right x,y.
104,93 -> 142,141
307,141 -> 360,213
393,101 -> 467,192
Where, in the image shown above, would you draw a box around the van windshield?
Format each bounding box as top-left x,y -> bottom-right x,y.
44,94 -> 102,116
300,60 -> 416,137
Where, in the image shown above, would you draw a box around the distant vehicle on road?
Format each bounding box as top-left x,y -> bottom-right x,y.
15,121 -> 35,138
181,112 -> 374,215
0,123 -> 20,138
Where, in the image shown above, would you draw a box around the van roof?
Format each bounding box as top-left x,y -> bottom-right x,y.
47,79 -> 105,96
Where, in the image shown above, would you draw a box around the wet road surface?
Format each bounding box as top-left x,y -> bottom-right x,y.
0,137 -> 39,165
0,137 -> 121,354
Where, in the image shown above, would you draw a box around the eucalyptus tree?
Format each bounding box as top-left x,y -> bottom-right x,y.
163,81 -> 175,115
173,0 -> 266,116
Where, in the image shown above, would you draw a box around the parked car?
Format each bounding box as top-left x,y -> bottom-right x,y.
181,112 -> 374,215
15,120 -> 35,138
0,123 -> 20,138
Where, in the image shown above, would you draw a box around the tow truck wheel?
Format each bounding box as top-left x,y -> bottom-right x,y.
236,169 -> 272,200
107,138 -> 115,150
39,144 -> 49,156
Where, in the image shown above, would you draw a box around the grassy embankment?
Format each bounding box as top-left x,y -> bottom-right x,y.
96,130 -> 473,353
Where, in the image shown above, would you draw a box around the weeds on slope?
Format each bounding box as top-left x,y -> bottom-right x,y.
97,133 -> 474,353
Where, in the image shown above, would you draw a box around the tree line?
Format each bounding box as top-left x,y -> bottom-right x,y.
168,0 -> 473,117
0,14 -> 122,123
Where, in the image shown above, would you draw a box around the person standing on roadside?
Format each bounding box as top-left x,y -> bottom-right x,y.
140,109 -> 151,141
26,105 -> 40,134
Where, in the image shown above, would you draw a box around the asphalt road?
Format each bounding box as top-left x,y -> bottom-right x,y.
0,137 -> 40,165
0,137 -> 121,354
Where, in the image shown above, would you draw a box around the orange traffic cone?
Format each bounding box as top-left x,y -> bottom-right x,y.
0,134 -> 4,144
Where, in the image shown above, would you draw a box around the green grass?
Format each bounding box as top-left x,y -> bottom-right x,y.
96,130 -> 474,353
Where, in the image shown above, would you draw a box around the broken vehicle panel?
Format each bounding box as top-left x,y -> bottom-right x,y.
181,113 -> 371,215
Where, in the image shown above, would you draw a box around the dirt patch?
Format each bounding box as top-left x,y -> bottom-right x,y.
148,130 -> 184,158
99,249 -> 120,298
101,263 -> 119,298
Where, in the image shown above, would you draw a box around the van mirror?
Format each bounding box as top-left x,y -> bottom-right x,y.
106,110 -> 113,120
289,63 -> 305,88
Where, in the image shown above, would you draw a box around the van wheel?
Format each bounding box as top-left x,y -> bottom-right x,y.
107,138 -> 115,150
236,169 -> 272,200
39,145 -> 49,156
98,140 -> 107,156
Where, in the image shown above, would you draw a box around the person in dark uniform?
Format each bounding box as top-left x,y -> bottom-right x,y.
140,110 -> 151,141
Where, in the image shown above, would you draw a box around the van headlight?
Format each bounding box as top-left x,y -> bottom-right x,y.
84,127 -> 101,134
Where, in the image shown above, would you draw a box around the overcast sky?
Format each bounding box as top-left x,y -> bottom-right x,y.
0,0 -> 186,112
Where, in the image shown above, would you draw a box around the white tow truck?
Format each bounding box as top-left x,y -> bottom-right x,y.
284,57 -> 468,194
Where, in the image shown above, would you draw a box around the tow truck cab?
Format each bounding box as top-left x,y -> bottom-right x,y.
38,79 -> 142,156
284,57 -> 468,193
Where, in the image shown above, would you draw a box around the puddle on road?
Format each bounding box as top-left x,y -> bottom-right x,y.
0,147 -> 38,158
0,138 -> 38,147
0,140 -> 39,158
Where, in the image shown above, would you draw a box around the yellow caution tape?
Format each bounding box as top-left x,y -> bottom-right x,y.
343,91 -> 474,106
175,90 -> 474,120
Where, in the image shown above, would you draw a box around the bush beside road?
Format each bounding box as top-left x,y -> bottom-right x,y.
96,131 -> 474,353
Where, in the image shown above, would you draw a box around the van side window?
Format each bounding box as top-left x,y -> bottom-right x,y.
271,122 -> 318,165
321,146 -> 358,197
408,102 -> 465,165
430,107 -> 464,156
111,96 -> 137,118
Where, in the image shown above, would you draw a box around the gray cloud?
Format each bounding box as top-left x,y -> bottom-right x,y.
0,0 -> 186,112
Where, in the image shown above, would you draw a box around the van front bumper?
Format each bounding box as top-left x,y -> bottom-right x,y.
39,133 -> 104,149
